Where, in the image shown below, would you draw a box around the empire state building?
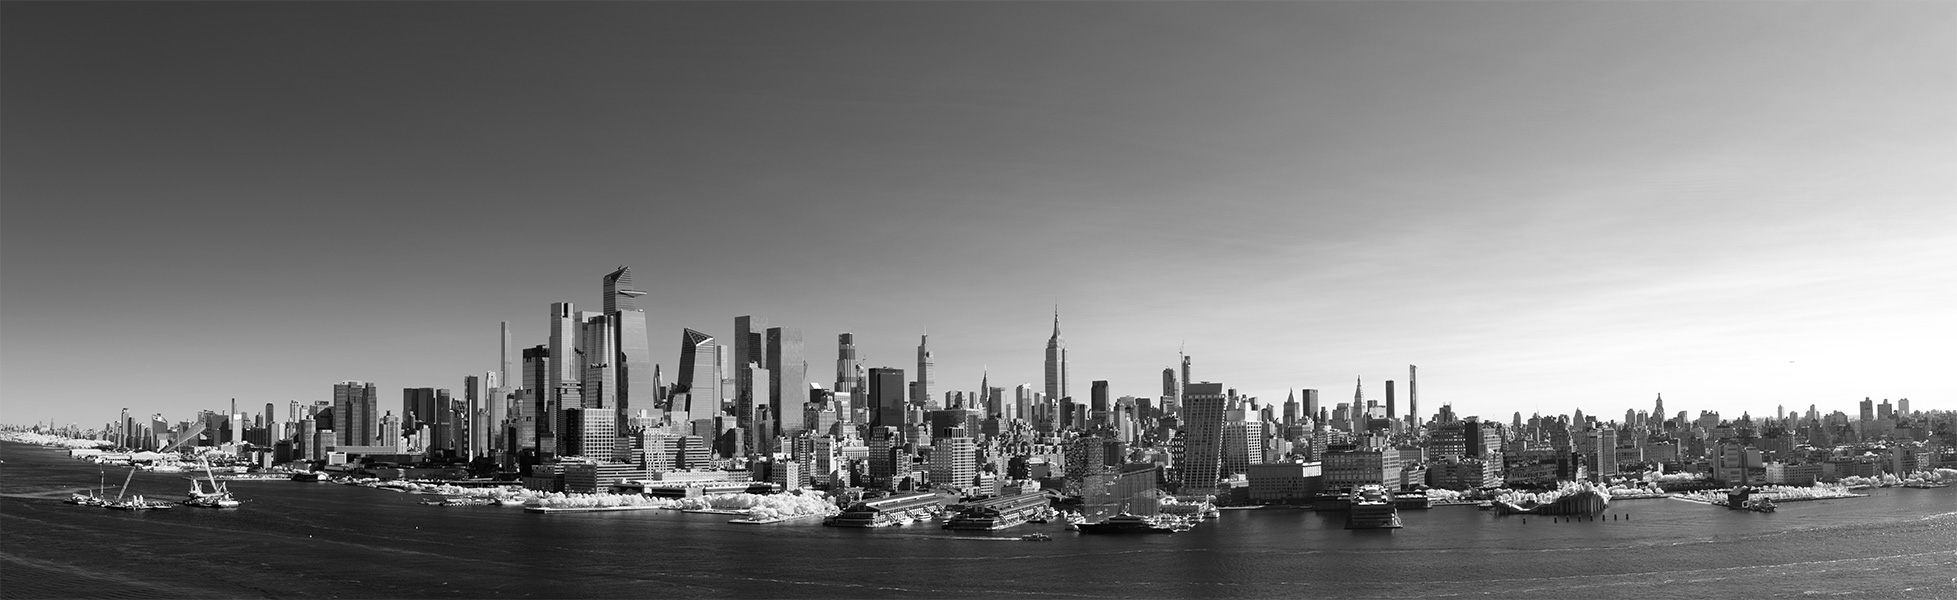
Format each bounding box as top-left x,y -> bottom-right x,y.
1044,309 -> 1068,404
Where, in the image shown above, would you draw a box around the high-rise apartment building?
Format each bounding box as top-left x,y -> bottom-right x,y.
548,303 -> 578,451
521,345 -> 550,452
1408,365 -> 1419,426
1178,382 -> 1227,490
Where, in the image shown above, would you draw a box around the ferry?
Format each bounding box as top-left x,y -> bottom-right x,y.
1344,485 -> 1404,529
1076,513 -> 1176,534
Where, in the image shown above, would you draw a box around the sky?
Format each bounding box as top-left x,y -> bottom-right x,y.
4,2 -> 1954,429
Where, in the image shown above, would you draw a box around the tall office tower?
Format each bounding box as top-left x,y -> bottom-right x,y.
1408,365 -> 1419,426
1858,398 -> 1874,422
1283,391 -> 1299,427
289,400 -> 300,423
915,335 -> 936,410
743,364 -> 772,454
333,381 -> 379,447
767,326 -> 807,438
1044,309 -> 1067,404
835,333 -> 860,398
1179,382 -> 1228,490
1302,389 -> 1320,425
869,367 -> 906,430
462,375 -> 481,457
603,267 -> 653,435
581,313 -> 616,409
1385,380 -> 1396,419
675,329 -> 720,426
548,303 -> 578,451
1898,398 -> 1909,416
1352,377 -> 1364,408
1015,384 -> 1033,423
734,316 -> 769,441
402,388 -> 433,438
1091,380 -> 1111,427
262,403 -> 277,445
1653,394 -> 1665,426
1162,367 -> 1178,404
1180,355 -> 1192,395
500,321 -> 514,395
521,345 -> 550,452
483,370 -> 504,455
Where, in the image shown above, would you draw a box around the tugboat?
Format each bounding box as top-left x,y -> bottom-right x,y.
1076,513 -> 1176,534
1344,485 -> 1405,530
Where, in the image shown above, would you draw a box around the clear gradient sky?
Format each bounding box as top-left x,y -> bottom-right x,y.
4,2 -> 1953,429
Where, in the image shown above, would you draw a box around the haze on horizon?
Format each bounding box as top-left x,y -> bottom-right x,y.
3,2 -> 1953,428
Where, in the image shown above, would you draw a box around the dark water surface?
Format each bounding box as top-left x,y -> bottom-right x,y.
4,441 -> 1953,599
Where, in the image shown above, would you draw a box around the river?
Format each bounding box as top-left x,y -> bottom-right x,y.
3,441 -> 1952,599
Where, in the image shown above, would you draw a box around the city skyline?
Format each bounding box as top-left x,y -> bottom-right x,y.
5,2 -> 1954,426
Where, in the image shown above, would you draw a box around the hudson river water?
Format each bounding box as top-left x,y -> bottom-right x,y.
3,441 -> 1953,599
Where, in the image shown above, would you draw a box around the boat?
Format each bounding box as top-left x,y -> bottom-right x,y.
1344,485 -> 1404,529
103,467 -> 171,510
290,471 -> 327,483
1076,513 -> 1176,534
108,494 -> 174,510
181,458 -> 241,508
1476,500 -> 1494,510
1019,533 -> 1053,541
1739,496 -> 1777,513
1901,480 -> 1951,489
67,471 -> 111,506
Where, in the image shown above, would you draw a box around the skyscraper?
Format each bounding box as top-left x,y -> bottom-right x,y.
1179,382 -> 1227,490
485,369 -> 505,455
1044,309 -> 1067,406
835,333 -> 859,400
915,334 -> 935,410
521,345 -> 550,452
676,328 -> 720,426
500,321 -> 513,397
1385,380 -> 1396,419
869,367 -> 906,430
767,326 -> 806,438
734,316 -> 769,445
603,266 -> 653,436
333,381 -> 378,447
548,303 -> 578,451
580,313 -> 616,409
1408,365 -> 1419,426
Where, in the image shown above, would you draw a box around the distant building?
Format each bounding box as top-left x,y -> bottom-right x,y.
1247,460 -> 1323,504
1177,383 -> 1228,490
333,381 -> 379,447
1044,309 -> 1068,427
